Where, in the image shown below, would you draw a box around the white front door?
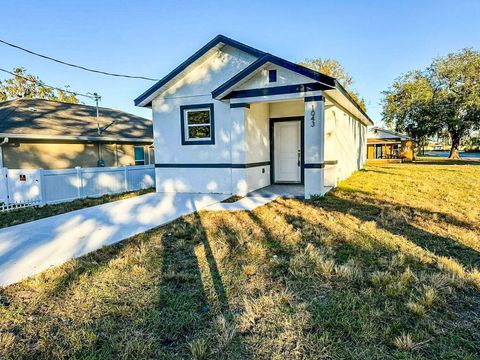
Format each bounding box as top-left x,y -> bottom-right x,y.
274,120 -> 301,183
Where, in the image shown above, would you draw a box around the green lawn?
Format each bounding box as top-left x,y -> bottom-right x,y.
1,159 -> 479,359
0,188 -> 155,229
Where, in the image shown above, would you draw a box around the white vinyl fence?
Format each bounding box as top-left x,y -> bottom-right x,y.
0,165 -> 155,211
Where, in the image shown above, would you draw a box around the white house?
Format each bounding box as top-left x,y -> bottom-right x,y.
135,35 -> 373,199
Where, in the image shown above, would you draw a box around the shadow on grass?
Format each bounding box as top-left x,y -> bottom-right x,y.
413,159 -> 480,166
156,211 -> 235,350
306,192 -> 480,269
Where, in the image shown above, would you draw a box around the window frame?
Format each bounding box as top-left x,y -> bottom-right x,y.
134,145 -> 146,165
180,103 -> 215,145
268,69 -> 277,83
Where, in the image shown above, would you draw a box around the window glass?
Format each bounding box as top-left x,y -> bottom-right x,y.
187,110 -> 210,125
134,146 -> 145,165
185,109 -> 211,140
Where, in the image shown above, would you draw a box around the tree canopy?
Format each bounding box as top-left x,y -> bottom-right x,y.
0,67 -> 79,104
299,57 -> 367,112
382,48 -> 480,158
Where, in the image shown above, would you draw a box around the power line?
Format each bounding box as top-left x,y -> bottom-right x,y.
0,38 -> 159,82
0,67 -> 94,100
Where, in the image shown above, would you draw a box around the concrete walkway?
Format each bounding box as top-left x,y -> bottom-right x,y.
205,184 -> 305,211
0,192 -> 228,287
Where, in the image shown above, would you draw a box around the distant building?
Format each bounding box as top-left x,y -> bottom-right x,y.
0,99 -> 154,169
367,127 -> 414,161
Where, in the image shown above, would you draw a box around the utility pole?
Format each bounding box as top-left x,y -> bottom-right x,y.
88,92 -> 102,135
94,92 -> 101,135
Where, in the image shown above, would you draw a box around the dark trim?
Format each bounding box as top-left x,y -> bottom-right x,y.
212,53 -> 336,99
334,80 -> 373,125
269,116 -> 304,185
230,103 -> 250,109
324,160 -> 338,165
180,103 -> 215,145
134,35 -> 265,106
304,163 -> 325,169
225,83 -> 329,100
0,138 -> 153,145
304,95 -> 325,102
268,69 -> 277,83
232,161 -> 270,168
155,161 -> 270,169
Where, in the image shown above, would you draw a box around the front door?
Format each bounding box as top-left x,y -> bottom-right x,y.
274,120 -> 301,183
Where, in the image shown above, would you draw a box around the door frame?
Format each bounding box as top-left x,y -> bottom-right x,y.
269,116 -> 304,185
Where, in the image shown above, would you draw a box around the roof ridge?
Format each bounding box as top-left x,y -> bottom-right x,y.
134,34 -> 266,107
0,97 -> 149,120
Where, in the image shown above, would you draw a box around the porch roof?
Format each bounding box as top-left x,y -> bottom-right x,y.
212,53 -> 373,126
211,53 -> 336,99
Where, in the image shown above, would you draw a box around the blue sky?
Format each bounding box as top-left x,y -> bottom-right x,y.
1,0 -> 479,123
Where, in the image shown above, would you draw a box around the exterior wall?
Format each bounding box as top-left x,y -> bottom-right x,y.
148,45 -> 369,196
245,103 -> 270,192
152,45 -> 260,194
237,65 -> 314,90
155,167 -> 231,193
400,140 -> 414,161
304,97 -> 325,198
325,101 -> 367,183
269,100 -> 304,118
2,141 -> 149,169
366,139 -> 413,161
367,144 -> 375,159
160,45 -> 258,99
3,142 -> 98,169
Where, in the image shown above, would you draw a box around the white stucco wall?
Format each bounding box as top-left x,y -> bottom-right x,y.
152,45 -> 259,194
269,100 -> 304,118
325,101 -> 367,183
237,65 -> 314,90
246,103 -> 270,163
148,43 -> 367,196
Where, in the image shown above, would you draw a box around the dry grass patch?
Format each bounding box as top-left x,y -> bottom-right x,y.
0,160 -> 479,358
0,187 -> 155,229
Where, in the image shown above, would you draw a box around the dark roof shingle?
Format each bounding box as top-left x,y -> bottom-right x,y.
0,98 -> 153,140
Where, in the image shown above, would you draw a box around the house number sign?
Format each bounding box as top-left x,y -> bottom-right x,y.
310,105 -> 315,127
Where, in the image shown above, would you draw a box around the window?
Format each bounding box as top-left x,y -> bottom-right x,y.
134,146 -> 145,165
180,103 -> 215,145
268,69 -> 277,83
147,144 -> 154,164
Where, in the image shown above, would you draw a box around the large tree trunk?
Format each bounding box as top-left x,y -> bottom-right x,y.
449,131 -> 461,159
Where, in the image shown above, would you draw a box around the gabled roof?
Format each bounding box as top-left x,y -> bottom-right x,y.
368,127 -> 411,140
211,53 -> 336,99
134,34 -> 373,125
0,98 -> 153,142
134,34 -> 265,107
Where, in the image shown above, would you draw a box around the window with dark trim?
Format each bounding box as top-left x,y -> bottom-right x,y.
134,146 -> 145,165
268,69 -> 277,83
180,103 -> 215,145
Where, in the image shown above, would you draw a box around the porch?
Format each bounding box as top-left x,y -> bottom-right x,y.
229,95 -> 335,199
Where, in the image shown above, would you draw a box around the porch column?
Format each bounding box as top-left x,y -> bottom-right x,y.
230,103 -> 250,195
304,95 -> 325,199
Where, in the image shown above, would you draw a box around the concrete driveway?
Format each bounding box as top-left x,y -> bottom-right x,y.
0,192 -> 228,287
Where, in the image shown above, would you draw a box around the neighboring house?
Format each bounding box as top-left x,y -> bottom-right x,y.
0,99 -> 154,169
135,35 -> 373,199
367,127 -> 414,161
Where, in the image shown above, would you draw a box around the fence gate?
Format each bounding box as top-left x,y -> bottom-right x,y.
7,168 -> 43,204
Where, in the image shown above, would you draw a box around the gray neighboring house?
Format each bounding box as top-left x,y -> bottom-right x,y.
0,98 -> 154,169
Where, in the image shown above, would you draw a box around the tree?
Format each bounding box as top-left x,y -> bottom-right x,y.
382,70 -> 437,154
0,67 -> 79,104
382,48 -> 480,159
299,57 -> 367,112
